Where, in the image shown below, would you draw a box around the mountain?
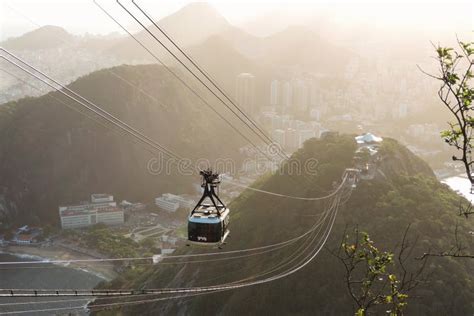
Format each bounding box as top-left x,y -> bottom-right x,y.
95,134 -> 474,315
156,2 -> 230,46
0,64 -> 245,226
1,26 -> 74,50
219,26 -> 264,59
110,2 -> 233,61
187,35 -> 268,101
110,3 -> 352,76
259,25 -> 354,75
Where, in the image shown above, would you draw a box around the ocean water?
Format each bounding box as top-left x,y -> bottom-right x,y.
0,253 -> 103,315
441,175 -> 474,203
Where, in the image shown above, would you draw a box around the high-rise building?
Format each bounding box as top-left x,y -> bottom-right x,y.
299,130 -> 316,147
285,128 -> 299,150
236,73 -> 256,115
272,116 -> 284,130
282,81 -> 292,110
155,193 -> 196,212
394,102 -> 408,119
292,79 -> 309,113
310,108 -> 321,121
272,129 -> 286,148
270,79 -> 280,106
308,80 -> 319,107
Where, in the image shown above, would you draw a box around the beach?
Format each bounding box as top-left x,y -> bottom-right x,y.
441,174 -> 474,203
2,243 -> 118,281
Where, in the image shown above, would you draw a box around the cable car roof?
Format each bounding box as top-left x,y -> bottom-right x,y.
189,207 -> 229,224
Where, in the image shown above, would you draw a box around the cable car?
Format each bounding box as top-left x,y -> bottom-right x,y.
344,168 -> 360,188
188,169 -> 230,246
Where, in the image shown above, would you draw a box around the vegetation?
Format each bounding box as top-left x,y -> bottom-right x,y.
60,224 -> 157,259
0,64 -> 246,227
84,225 -> 139,258
330,228 -> 427,315
93,134 -> 474,315
423,39 -> 474,184
414,38 -> 474,261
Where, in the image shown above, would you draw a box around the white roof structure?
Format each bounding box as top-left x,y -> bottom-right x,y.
355,133 -> 383,144
356,146 -> 379,156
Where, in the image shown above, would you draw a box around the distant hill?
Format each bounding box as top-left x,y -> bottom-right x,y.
110,2 -> 232,61
1,25 -> 73,50
0,64 -> 245,226
110,4 -> 353,75
95,134 -> 474,315
187,35 -> 267,100
156,2 -> 230,46
259,25 -> 353,74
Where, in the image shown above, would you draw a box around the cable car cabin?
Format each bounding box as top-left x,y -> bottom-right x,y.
188,205 -> 230,245
344,168 -> 360,188
188,169 -> 230,246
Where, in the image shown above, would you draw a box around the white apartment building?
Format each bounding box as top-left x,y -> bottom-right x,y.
91,193 -> 114,203
285,128 -> 299,150
60,207 -> 124,229
272,129 -> 286,148
155,193 -> 196,212
155,196 -> 180,212
235,73 -> 256,114
270,79 -> 280,106
299,130 -> 316,147
59,194 -> 123,229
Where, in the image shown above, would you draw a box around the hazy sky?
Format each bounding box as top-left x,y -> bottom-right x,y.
1,0 -> 473,41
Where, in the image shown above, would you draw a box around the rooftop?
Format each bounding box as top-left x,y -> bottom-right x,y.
17,234 -> 34,241
60,206 -> 122,217
355,133 -> 383,144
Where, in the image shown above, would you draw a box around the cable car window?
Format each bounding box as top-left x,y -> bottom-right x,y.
188,222 -> 222,243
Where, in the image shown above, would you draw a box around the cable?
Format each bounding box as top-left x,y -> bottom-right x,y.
0,290 -> 224,315
3,194 -> 341,316
130,0 -> 289,159
0,67 -> 158,157
102,0 -> 318,190
3,1 -> 167,110
93,0 -> 276,163
0,55 -> 354,274
0,49 -> 185,162
1,47 -> 353,217
0,40 -> 355,305
0,179 -> 346,298
221,178 -> 345,201
0,175 -> 348,268
116,0 -> 286,160
0,51 -> 188,170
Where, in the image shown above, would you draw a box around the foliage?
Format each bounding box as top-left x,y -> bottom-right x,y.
0,64 -> 246,226
94,134 -> 474,315
332,229 -> 422,315
425,39 -> 474,183
84,225 -> 140,258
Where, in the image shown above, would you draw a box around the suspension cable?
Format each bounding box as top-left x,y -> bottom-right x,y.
92,0 -> 276,163
130,0 -> 289,159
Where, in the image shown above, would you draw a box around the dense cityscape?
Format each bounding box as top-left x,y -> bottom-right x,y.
0,0 -> 473,315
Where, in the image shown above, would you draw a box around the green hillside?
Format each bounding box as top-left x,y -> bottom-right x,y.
94,134 -> 474,315
0,64 -> 245,226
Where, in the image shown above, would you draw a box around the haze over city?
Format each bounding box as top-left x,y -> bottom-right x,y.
1,0 -> 472,40
0,1 -> 474,315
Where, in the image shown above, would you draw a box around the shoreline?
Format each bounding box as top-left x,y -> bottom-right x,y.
1,244 -> 118,281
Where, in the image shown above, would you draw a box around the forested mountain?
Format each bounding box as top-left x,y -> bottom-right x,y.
95,135 -> 474,315
0,64 -> 247,226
